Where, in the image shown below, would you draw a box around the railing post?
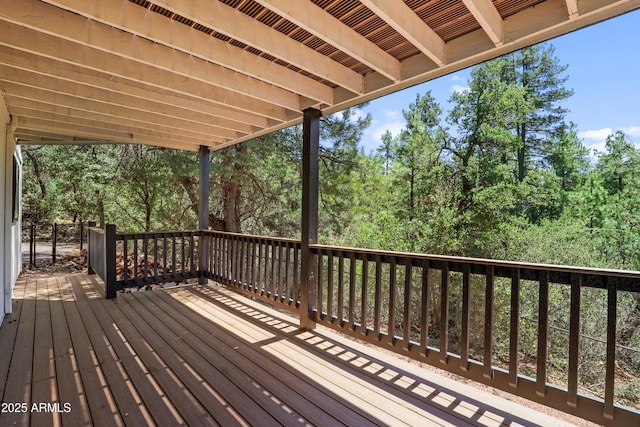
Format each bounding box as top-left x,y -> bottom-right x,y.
52,222 -> 57,264
300,107 -> 321,331
87,221 -> 96,275
104,224 -> 117,299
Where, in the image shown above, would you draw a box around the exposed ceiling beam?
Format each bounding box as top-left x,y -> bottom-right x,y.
17,117 -> 204,151
2,84 -> 236,142
0,45 -> 268,130
8,98 -> 226,144
10,105 -> 218,146
0,65 -> 246,139
461,0 -> 504,45
40,0 -> 335,105
151,0 -> 364,95
359,0 -> 446,67
254,0 -> 401,81
0,23 -> 290,122
0,0 -> 303,112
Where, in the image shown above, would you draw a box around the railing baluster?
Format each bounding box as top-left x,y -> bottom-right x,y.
439,262 -> 449,365
286,243 -> 292,302
293,244 -> 299,306
361,258 -> 368,336
349,252 -> 356,330
327,251 -> 334,321
162,233 -> 171,275
263,239 -> 269,296
509,269 -> 521,387
604,277 -> 617,420
316,249 -> 323,319
388,257 -> 397,346
536,271 -> 549,397
374,255 -> 382,340
483,265 -> 495,379
420,261 -> 430,357
271,241 -> 277,299
250,238 -> 257,292
143,236 -> 149,281
278,242 -> 284,301
156,234 -> 161,279
235,236 -> 241,285
403,259 -> 412,351
190,232 -> 195,274
134,237 -> 139,280
567,273 -> 582,408
257,239 -> 263,295
338,252 -> 345,326
123,235 -> 129,284
181,233 -> 186,276
461,263 -> 471,371
240,237 -> 246,288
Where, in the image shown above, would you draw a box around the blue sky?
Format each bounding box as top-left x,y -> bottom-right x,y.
357,9 -> 640,156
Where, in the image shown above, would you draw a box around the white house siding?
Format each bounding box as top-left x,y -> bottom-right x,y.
1,95 -> 21,327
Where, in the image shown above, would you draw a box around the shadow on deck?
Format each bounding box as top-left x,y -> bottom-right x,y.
0,274 -> 580,426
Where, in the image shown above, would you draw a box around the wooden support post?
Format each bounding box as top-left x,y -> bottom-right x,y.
300,108 -> 321,331
199,145 -> 210,285
104,224 -> 117,299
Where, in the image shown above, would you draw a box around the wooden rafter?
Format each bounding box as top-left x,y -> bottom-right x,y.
150,0 -> 365,94
461,0 -> 504,45
254,0 -> 402,81
0,0 -> 635,151
359,0 -> 446,66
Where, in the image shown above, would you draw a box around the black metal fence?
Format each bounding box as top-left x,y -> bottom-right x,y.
21,221 -> 86,267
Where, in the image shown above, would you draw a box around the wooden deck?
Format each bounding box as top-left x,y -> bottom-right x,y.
0,274 -> 580,427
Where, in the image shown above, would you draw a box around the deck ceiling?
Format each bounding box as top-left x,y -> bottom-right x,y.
1,0 -> 639,151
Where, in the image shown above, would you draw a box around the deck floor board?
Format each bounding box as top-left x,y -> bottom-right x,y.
0,273 -> 579,427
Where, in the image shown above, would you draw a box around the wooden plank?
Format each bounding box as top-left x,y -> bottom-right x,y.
1,276 -> 37,427
50,275 -> 93,426
148,287 -> 368,426
123,289 -> 295,427
186,285 -> 458,426
70,276 -> 186,426
80,276 -> 215,426
55,275 -> 125,427
30,277 -> 60,427
65,275 -> 154,426
0,278 -> 26,401
205,284 -> 535,427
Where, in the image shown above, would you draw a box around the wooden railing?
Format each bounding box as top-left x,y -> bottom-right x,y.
309,244 -> 640,426
201,231 -> 301,313
117,230 -> 202,288
88,225 -> 640,425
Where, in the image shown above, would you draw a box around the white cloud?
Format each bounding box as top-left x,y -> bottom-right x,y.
578,127 -> 640,157
578,128 -> 613,156
450,74 -> 469,94
451,84 -> 469,94
621,126 -> 640,137
362,109 -> 405,151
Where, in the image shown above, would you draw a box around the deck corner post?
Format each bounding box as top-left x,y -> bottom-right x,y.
300,107 -> 321,331
105,223 -> 117,299
87,220 -> 96,275
199,145 -> 211,285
